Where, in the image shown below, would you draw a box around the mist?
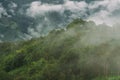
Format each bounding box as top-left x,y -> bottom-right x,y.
48,19 -> 120,76
1,0 -> 120,79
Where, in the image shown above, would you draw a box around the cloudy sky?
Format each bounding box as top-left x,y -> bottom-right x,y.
26,0 -> 120,25
1,0 -> 120,25
0,0 -> 120,40
25,0 -> 120,37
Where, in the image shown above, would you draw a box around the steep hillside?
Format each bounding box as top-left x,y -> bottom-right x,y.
0,19 -> 120,80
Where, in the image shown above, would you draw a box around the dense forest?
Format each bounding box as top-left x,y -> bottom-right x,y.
0,19 -> 120,80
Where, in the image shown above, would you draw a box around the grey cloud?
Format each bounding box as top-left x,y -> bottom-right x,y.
26,0 -> 88,17
26,0 -> 120,25
23,0 -> 120,39
8,2 -> 18,15
87,0 -> 120,26
0,3 -> 9,17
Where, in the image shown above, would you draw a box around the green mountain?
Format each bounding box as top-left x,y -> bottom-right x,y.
0,19 -> 120,80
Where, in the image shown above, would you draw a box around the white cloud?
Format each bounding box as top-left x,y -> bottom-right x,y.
87,0 -> 120,26
8,2 -> 18,8
8,2 -> 18,15
26,0 -> 120,26
0,3 -> 8,18
107,0 -> 120,12
24,0 -> 120,39
64,0 -> 87,11
26,1 -> 63,17
26,0 -> 88,17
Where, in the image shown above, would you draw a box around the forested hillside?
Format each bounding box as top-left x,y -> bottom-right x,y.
0,19 -> 120,80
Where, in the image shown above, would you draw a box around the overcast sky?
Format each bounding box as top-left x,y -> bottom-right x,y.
25,0 -> 120,26
0,0 -> 120,40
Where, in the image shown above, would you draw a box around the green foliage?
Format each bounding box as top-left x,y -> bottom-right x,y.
0,19 -> 120,80
0,71 -> 13,80
67,19 -> 85,29
4,53 -> 26,72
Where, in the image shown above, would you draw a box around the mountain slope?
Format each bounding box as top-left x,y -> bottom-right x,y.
0,19 -> 120,80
